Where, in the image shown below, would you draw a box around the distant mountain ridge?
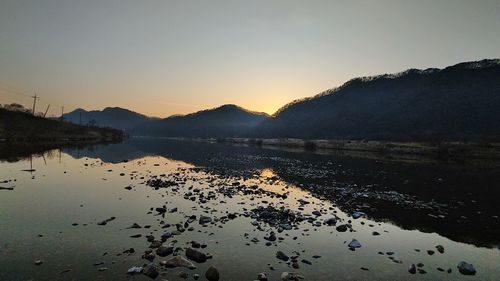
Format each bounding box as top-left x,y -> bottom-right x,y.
132,104 -> 269,137
64,59 -> 500,142
63,107 -> 156,131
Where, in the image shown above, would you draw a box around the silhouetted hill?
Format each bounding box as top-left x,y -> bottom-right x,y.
63,107 -> 156,131
133,104 -> 269,137
0,108 -> 124,142
257,59 -> 500,141
63,59 -> 500,142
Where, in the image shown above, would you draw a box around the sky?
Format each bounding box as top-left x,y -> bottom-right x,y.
0,0 -> 499,118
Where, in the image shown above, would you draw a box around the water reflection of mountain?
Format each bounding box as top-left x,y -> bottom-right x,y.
30,138 -> 500,248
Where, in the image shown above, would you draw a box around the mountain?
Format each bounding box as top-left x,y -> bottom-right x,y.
63,107 -> 155,131
132,104 -> 269,137
63,59 -> 500,142
257,59 -> 500,141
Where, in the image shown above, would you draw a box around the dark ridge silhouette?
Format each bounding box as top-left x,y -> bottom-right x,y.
63,107 -> 157,131
132,104 -> 269,137
258,59 -> 500,141
0,108 -> 124,142
62,59 -> 500,142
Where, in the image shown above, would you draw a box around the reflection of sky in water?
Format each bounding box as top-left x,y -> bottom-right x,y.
0,151 -> 499,281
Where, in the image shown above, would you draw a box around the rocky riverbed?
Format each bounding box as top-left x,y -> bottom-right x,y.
0,138 -> 499,280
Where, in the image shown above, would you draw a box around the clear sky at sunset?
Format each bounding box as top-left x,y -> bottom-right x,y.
1,0 -> 499,117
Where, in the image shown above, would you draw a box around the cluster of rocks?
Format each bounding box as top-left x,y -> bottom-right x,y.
63,157 -> 483,280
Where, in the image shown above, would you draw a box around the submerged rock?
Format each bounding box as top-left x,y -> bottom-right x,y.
143,265 -> 159,279
186,248 -> 207,263
127,223 -> 142,229
324,217 -> 337,226
164,256 -> 196,269
352,212 -> 366,219
457,261 -> 476,275
258,272 -> 268,281
199,215 -> 212,224
348,239 -> 362,249
127,266 -> 143,275
156,245 -> 174,257
205,266 -> 220,281
408,264 -> 416,274
336,224 -> 348,232
436,245 -> 444,254
276,251 -> 290,261
281,272 -> 302,280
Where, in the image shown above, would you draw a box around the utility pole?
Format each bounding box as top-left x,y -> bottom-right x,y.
43,104 -> 50,118
31,93 -> 38,115
60,106 -> 64,122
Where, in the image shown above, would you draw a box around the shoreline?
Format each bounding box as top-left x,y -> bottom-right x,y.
166,137 -> 500,160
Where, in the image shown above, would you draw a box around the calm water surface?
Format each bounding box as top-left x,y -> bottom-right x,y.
0,138 -> 499,281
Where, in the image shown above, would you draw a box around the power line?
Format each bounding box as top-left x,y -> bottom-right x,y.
0,81 -> 85,117
31,93 -> 38,115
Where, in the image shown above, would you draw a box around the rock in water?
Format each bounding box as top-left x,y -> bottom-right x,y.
164,256 -> 196,269
281,272 -> 302,281
127,266 -> 143,275
156,245 -> 174,257
457,261 -> 476,275
352,211 -> 366,219
199,215 -> 212,224
143,265 -> 159,279
205,266 -> 220,281
127,223 -> 142,229
324,217 -> 337,226
436,245 -> 444,254
276,251 -> 290,261
408,264 -> 416,274
336,224 -> 348,232
348,239 -> 362,249
186,248 -> 207,263
258,272 -> 268,281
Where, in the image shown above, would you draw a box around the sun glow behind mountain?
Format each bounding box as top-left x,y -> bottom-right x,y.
0,0 -> 499,117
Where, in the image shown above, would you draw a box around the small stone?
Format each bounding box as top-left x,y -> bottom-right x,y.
128,223 -> 142,229
127,266 -> 143,275
186,248 -> 207,263
436,245 -> 444,254
301,259 -> 312,265
408,264 -> 416,274
336,224 -> 348,232
348,239 -> 361,249
205,266 -> 220,281
164,256 -> 196,269
457,261 -> 476,275
276,251 -> 289,261
281,272 -> 301,281
199,215 -> 212,224
352,211 -> 366,219
324,217 -> 337,226
258,272 -> 268,281
143,265 -> 159,279
156,246 -> 174,257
